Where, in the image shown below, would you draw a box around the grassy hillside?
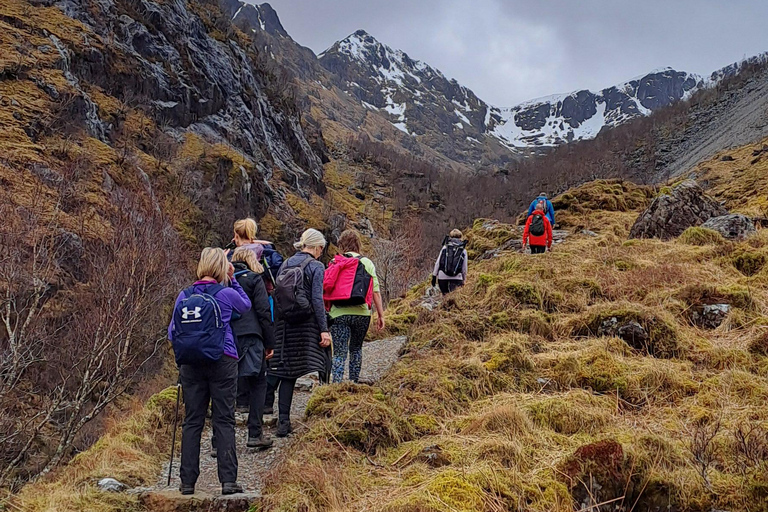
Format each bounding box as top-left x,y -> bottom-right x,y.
265,178 -> 768,512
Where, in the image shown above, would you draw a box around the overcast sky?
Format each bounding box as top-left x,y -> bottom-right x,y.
260,0 -> 768,106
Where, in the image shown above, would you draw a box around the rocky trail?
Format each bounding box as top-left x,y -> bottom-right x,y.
133,336 -> 407,511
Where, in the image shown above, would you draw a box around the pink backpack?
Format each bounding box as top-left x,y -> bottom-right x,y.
323,254 -> 373,311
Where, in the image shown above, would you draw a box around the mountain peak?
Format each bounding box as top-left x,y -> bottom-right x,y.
226,0 -> 288,37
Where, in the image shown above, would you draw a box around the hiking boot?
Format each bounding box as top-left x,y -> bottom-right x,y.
221,482 -> 244,495
179,483 -> 195,495
247,435 -> 274,450
276,419 -> 293,438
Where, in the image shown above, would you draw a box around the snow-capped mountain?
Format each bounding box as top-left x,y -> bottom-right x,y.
488,69 -> 703,147
319,30 -> 491,145
320,30 -> 764,152
223,0 -> 288,37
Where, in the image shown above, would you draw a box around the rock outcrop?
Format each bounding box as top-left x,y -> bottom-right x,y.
701,214 -> 756,240
629,181 -> 728,240
58,0 -> 325,195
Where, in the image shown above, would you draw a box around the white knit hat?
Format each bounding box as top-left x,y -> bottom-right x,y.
294,228 -> 327,250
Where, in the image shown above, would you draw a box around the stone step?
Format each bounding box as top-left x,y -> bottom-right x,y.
138,489 -> 261,512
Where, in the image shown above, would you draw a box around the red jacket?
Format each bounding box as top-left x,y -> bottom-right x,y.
523,211 -> 553,248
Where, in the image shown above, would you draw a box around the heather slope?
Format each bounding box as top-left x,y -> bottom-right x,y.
266,178 -> 768,512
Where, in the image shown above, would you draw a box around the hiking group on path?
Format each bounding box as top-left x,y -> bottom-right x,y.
167,220 -> 388,496
166,192 -> 555,496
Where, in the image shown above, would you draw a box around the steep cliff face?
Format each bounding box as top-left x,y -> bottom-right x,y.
52,0 -> 325,192
0,0 -> 333,486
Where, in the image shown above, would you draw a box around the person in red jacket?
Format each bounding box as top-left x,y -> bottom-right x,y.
523,202 -> 553,254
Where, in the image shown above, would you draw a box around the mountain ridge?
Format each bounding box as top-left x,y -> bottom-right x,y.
321,28 -> 768,152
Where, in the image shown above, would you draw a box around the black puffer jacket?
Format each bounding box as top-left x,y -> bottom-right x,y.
231,262 -> 275,350
270,252 -> 331,381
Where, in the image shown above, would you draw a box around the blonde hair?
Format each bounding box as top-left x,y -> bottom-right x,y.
234,218 -> 258,242
450,229 -> 463,239
231,246 -> 264,274
294,228 -> 327,251
197,247 -> 229,283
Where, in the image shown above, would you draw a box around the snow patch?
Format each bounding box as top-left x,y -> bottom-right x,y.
455,110 -> 471,126
392,121 -> 409,134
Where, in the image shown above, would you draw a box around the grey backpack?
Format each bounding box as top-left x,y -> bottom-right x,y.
274,258 -> 313,322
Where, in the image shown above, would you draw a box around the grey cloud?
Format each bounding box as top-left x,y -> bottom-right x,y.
261,0 -> 768,105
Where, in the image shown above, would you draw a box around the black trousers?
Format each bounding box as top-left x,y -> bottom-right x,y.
243,359 -> 268,438
277,378 -> 297,422
179,357 -> 238,486
438,279 -> 463,295
265,374 -> 279,409
530,245 -> 546,254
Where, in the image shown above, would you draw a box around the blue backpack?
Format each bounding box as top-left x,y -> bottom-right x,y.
171,284 -> 226,365
261,245 -> 284,284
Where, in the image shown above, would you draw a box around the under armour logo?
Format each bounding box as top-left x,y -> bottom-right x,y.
181,307 -> 202,320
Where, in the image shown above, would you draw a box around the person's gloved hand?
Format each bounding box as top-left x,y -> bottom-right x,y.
431,275 -> 437,287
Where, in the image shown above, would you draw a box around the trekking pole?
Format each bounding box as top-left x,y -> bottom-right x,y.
262,257 -> 277,288
167,376 -> 182,487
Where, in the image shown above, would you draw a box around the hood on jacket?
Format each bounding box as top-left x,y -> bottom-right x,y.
233,261 -> 263,275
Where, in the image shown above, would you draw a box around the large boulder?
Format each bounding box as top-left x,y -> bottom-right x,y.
701,214 -> 756,240
629,180 -> 727,240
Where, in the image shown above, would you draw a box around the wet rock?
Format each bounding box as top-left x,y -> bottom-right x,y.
599,318 -> 649,352
701,214 -> 756,240
692,304 -> 730,329
581,229 -> 598,237
417,445 -> 450,468
617,321 -> 649,349
721,155 -> 735,161
354,217 -> 375,238
327,213 -> 347,243
98,477 -> 128,492
629,180 -> 728,240
295,375 -> 318,392
139,489 -> 260,512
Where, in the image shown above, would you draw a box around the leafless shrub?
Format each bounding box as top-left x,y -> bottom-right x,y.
0,184 -> 185,487
734,422 -> 768,473
686,418 -> 721,491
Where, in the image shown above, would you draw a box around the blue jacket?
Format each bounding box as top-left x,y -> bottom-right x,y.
527,197 -> 555,226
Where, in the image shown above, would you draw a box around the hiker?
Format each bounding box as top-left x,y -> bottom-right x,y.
269,229 -> 332,437
432,229 -> 469,295
523,202 -> 553,254
230,247 -> 276,450
168,248 -> 250,496
527,192 -> 556,226
229,218 -> 283,411
325,230 -> 385,384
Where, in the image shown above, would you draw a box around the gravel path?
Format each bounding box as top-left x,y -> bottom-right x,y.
148,336 -> 406,498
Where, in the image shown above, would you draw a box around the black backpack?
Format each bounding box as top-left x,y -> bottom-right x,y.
274,258 -> 314,322
333,254 -> 373,307
530,215 -> 545,237
439,239 -> 468,277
